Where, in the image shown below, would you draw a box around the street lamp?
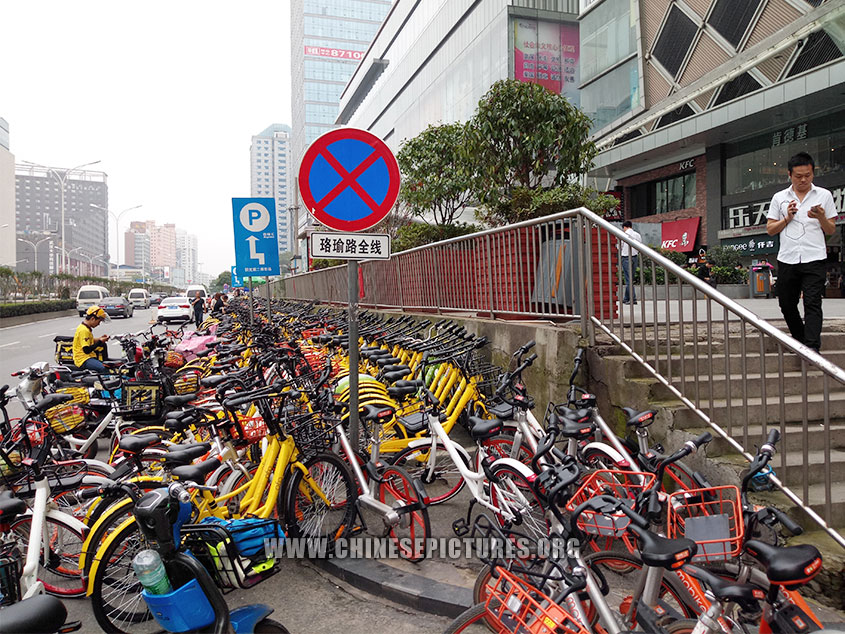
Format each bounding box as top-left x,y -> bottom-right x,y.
67,246 -> 84,275
21,159 -> 101,273
90,203 -> 142,277
93,253 -> 110,279
16,235 -> 53,273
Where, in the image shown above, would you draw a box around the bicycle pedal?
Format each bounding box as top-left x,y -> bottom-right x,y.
349,525 -> 365,535
452,518 -> 470,537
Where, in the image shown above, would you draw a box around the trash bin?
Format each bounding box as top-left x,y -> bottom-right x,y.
749,264 -> 772,298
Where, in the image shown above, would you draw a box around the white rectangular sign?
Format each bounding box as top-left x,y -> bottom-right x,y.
310,232 -> 391,260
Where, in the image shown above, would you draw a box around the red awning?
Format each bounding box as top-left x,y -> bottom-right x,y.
661,217 -> 700,252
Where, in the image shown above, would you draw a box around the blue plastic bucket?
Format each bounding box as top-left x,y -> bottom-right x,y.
141,578 -> 215,632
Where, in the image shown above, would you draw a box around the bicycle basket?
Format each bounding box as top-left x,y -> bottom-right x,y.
666,485 -> 743,563
56,386 -> 90,406
0,545 -> 23,606
44,403 -> 86,434
237,416 -> 268,443
565,470 -> 655,538
180,519 -> 283,590
173,370 -> 201,395
469,353 -> 505,400
284,413 -> 337,459
118,381 -> 163,420
484,567 -> 589,634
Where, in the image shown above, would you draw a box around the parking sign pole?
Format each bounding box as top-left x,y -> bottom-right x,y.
348,260 -> 360,450
266,276 -> 272,322
248,278 -> 254,325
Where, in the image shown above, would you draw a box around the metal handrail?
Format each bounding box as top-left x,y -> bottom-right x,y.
283,207 -> 845,547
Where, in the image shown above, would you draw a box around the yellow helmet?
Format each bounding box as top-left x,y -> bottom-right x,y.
85,306 -> 109,320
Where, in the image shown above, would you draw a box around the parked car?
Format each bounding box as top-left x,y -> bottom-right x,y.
99,296 -> 134,319
77,285 -> 110,317
127,288 -> 151,309
151,292 -> 168,306
157,296 -> 192,323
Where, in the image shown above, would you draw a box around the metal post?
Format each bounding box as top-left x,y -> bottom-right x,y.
348,260 -> 360,450
266,276 -> 272,322
248,278 -> 254,325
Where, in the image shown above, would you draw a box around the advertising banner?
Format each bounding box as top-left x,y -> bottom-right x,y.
661,217 -> 700,252
513,19 -> 580,106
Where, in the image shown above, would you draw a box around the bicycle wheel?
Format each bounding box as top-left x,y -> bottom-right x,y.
488,462 -> 549,541
89,519 -> 157,634
479,434 -> 534,469
10,513 -> 86,596
378,465 -> 431,562
255,618 -> 291,633
281,453 -> 356,546
443,603 -> 490,633
389,442 -> 467,504
582,550 -> 697,630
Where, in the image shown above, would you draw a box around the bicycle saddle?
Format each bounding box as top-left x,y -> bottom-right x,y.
744,539 -> 822,589
629,524 -> 697,569
163,394 -> 197,407
33,392 -> 73,412
161,445 -> 211,468
622,407 -> 657,428
0,491 -> 27,523
467,416 -> 503,440
550,410 -> 595,438
683,565 -> 764,613
200,375 -> 229,388
170,457 -> 221,483
118,432 -> 163,454
487,402 -> 514,419
0,594 -> 68,634
382,369 -> 412,383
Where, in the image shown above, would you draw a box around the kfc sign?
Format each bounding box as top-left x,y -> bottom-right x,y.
661,217 -> 700,252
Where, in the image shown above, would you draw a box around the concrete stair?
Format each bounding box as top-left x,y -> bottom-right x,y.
592,326 -> 845,543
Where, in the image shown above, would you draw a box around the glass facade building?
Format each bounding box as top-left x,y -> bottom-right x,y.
580,0 -> 844,278
251,124 -> 293,254
290,0 -> 390,259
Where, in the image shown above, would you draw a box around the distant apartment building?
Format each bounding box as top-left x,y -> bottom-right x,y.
0,118 -> 14,268
124,221 -> 151,274
251,124 -> 293,254
175,228 -> 198,287
14,164 -> 108,276
290,0 -> 391,257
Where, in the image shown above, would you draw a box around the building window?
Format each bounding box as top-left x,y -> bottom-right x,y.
630,171 -> 697,217
653,5 -> 698,79
707,0 -> 761,49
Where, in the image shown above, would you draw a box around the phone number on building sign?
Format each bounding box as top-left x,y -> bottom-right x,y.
303,46 -> 364,60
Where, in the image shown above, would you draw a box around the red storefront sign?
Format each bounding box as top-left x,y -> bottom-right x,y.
661,217 -> 700,252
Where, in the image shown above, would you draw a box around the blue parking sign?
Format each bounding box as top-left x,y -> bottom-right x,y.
231,266 -> 243,288
232,198 -> 281,276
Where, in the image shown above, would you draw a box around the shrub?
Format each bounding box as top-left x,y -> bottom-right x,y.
310,259 -> 345,270
0,299 -> 76,318
634,249 -> 690,285
711,266 -> 748,284
393,222 -> 480,252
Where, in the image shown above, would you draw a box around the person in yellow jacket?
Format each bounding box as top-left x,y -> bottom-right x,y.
73,306 -> 110,371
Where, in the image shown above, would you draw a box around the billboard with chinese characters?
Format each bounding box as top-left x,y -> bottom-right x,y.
310,232 -> 390,260
304,46 -> 364,61
513,18 -> 580,106
721,235 -> 780,256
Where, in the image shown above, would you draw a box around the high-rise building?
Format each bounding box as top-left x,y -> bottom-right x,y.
0,118 -> 15,269
148,221 -> 177,269
290,0 -> 391,254
251,124 -> 293,253
124,221 -> 151,275
338,0 -> 581,154
15,164 -> 108,276
578,0 -> 844,266
175,228 -> 198,287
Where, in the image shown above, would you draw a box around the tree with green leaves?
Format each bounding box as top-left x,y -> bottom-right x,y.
210,271 -> 232,292
397,122 -> 475,226
464,79 -> 617,226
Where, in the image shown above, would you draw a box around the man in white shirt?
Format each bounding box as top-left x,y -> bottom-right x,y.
621,220 -> 643,304
766,152 -> 838,352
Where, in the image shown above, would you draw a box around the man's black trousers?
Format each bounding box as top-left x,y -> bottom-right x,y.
776,259 -> 827,351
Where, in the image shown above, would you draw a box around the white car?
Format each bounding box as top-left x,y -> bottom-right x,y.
127,288 -> 151,309
156,297 -> 192,323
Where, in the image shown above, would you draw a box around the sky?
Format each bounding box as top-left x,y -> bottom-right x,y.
1,1 -> 292,278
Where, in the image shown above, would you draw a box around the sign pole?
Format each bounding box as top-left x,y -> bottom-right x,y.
348,260 -> 360,451
266,276 -> 271,322
248,278 -> 254,325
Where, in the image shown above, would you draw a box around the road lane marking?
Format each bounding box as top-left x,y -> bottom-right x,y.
38,333 -> 58,338
0,341 -> 20,349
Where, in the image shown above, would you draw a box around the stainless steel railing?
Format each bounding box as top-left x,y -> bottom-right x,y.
284,208 -> 845,547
